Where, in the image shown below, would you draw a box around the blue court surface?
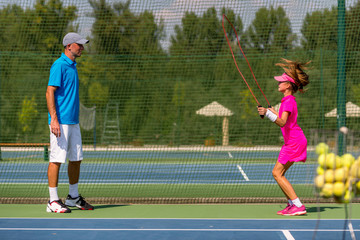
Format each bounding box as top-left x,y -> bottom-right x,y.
0,162 -> 316,184
1,150 -> 302,160
0,218 -> 359,240
0,150 -> 317,184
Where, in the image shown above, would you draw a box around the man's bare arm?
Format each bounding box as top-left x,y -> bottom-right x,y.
46,86 -> 60,137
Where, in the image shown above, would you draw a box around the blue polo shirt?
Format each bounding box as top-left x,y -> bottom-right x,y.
48,53 -> 79,125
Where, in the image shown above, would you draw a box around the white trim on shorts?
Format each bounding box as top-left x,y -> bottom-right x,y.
49,124 -> 83,163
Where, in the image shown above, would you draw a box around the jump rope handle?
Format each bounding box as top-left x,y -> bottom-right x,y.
258,105 -> 272,119
258,105 -> 264,119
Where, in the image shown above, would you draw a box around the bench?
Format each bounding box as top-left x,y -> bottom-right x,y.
0,143 -> 50,161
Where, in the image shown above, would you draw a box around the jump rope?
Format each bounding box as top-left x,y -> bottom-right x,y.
223,15 -> 357,239
222,14 -> 271,118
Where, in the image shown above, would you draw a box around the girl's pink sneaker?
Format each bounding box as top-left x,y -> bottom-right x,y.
277,203 -> 292,215
282,205 -> 307,216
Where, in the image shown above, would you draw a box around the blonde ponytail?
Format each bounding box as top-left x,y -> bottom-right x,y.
276,58 -> 310,93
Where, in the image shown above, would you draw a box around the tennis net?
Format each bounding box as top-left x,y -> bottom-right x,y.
0,0 -> 360,204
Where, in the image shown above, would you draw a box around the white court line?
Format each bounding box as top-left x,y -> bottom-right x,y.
237,165 -> 249,181
0,228 -> 359,232
282,230 -> 295,240
348,222 -> 356,240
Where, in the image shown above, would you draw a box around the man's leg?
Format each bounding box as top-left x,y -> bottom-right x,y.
47,162 -> 71,213
48,162 -> 61,201
68,161 -> 81,197
64,124 -> 93,210
47,124 -> 71,213
65,160 -> 93,210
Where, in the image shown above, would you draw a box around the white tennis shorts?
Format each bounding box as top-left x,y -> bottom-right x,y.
49,124 -> 83,163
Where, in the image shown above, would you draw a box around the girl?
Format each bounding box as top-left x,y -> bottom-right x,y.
258,58 -> 310,216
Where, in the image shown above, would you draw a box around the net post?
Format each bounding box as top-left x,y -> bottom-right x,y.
0,51 -> 1,161
94,105 -> 96,150
44,145 -> 49,161
337,0 -> 346,155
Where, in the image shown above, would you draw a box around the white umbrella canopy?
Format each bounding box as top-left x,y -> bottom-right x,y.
196,101 -> 234,117
196,101 -> 233,146
325,102 -> 360,117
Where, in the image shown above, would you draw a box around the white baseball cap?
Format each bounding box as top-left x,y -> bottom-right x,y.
63,32 -> 89,46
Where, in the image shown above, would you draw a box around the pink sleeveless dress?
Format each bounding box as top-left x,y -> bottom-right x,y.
278,95 -> 307,164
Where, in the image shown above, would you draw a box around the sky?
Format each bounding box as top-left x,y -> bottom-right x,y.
1,0 -> 358,49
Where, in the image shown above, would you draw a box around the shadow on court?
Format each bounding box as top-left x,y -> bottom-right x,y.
70,205 -> 130,211
306,206 -> 342,213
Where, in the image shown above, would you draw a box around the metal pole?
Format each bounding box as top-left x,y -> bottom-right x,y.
320,48 -> 324,130
94,106 -> 96,150
0,52 -> 2,161
337,0 -> 346,155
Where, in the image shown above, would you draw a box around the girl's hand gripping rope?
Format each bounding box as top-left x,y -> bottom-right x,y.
258,106 -> 277,122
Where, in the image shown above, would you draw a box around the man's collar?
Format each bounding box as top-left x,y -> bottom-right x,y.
61,53 -> 76,66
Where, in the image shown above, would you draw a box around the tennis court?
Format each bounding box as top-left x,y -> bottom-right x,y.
0,204 -> 359,240
0,149 -> 318,201
0,218 -> 359,240
0,150 -> 317,185
1,0 -> 360,239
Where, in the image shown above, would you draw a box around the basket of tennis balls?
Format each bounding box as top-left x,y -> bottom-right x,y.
314,142 -> 360,203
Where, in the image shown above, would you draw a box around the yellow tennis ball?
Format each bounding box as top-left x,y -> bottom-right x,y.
315,175 -> 325,189
333,182 -> 345,197
355,159 -> 360,167
325,153 -> 336,169
335,156 -> 342,169
341,153 -> 355,169
316,143 -> 329,155
345,177 -> 355,190
318,154 -> 326,168
321,183 -> 333,198
350,162 -> 360,178
317,166 -> 325,175
324,169 -> 335,183
356,181 -> 360,194
343,190 -> 354,203
334,167 -> 348,182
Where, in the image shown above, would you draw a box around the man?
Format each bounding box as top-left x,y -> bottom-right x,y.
45,33 -> 94,213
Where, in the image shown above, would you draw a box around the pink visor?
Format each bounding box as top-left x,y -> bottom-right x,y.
274,73 -> 296,84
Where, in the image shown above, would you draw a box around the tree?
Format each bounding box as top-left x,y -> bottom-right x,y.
90,0 -> 164,55
243,6 -> 294,54
344,1 -> 360,91
18,96 -> 39,135
0,0 -> 78,143
88,0 -> 167,143
170,7 -> 243,90
301,7 -> 337,52
0,0 -> 77,53
167,8 -> 247,144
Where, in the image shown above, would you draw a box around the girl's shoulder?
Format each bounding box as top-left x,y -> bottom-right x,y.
281,95 -> 296,104
281,96 -> 297,112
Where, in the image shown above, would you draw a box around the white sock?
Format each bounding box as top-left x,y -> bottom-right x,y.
288,199 -> 293,205
69,183 -> 79,198
292,198 -> 303,207
49,187 -> 59,202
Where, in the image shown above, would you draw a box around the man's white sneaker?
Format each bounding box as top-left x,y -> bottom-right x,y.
47,199 -> 71,213
65,195 -> 94,210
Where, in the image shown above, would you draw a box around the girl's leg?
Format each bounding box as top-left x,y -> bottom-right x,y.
273,161 -> 306,216
272,161 -> 297,200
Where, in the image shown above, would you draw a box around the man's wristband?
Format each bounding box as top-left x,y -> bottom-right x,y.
265,110 -> 277,122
